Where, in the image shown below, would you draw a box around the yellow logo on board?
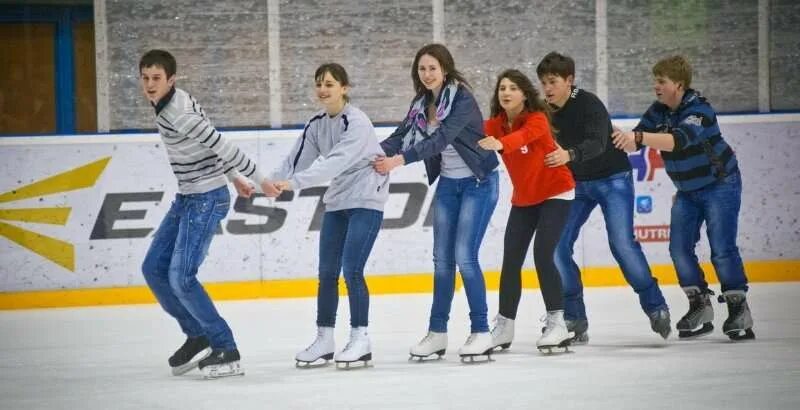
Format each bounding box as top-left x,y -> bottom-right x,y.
0,157 -> 110,271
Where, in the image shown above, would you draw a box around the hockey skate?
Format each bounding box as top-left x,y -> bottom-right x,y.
409,331 -> 447,361
198,349 -> 244,379
677,287 -> 715,339
566,319 -> 589,345
168,335 -> 211,376
719,290 -> 756,341
458,332 -> 493,363
295,327 -> 335,368
537,311 -> 574,354
647,308 -> 672,340
490,314 -> 514,351
335,327 -> 372,370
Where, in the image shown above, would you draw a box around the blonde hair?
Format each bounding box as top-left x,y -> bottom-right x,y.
652,55 -> 692,89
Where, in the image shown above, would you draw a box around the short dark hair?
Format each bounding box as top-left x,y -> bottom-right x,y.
536,51 -> 575,80
139,49 -> 177,78
411,43 -> 471,99
315,63 -> 351,102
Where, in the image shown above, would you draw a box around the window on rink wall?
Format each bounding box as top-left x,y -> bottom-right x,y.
0,4 -> 95,135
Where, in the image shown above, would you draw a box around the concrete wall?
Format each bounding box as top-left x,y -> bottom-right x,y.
101,0 -> 800,130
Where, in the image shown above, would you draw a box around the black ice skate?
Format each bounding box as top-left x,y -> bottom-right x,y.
168,336 -> 211,376
543,319 -> 588,345
677,287 -> 715,339
719,291 -> 756,341
647,308 -> 672,340
198,348 -> 244,379
566,319 -> 589,345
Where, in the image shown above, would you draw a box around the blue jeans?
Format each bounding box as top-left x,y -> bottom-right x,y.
317,208 -> 383,328
142,186 -> 236,350
429,171 -> 499,333
670,171 -> 748,292
555,171 -> 667,322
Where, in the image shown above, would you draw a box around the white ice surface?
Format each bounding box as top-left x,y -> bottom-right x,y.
1,283 -> 799,410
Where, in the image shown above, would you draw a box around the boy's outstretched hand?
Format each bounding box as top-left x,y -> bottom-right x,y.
611,129 -> 638,153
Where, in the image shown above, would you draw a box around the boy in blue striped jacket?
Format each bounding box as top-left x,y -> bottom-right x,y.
612,55 -> 754,341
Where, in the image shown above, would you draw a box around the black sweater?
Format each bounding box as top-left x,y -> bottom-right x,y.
551,87 -> 631,181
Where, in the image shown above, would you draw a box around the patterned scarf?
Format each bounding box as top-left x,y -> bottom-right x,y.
401,81 -> 460,151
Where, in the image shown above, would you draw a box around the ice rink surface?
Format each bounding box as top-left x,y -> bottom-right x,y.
1,283 -> 798,410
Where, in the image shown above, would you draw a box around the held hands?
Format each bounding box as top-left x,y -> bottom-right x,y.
233,175 -> 256,198
373,155 -> 404,175
274,180 -> 292,192
477,136 -> 503,151
544,142 -> 570,168
260,179 -> 285,198
611,129 -> 638,153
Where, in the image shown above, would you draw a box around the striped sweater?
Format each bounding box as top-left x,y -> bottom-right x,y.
634,89 -> 738,192
152,87 -> 264,194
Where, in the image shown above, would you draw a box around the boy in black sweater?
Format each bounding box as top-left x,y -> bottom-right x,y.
537,52 -> 671,342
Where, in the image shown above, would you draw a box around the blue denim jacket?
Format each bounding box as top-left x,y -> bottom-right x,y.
380,84 -> 498,185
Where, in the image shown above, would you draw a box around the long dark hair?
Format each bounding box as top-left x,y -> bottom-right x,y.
490,69 -> 554,133
411,43 -> 471,101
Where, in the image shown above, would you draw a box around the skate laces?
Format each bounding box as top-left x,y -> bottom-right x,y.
490,316 -> 506,335
304,329 -> 327,352
464,333 -> 477,346
540,313 -> 558,336
719,294 -> 745,317
419,332 -> 437,345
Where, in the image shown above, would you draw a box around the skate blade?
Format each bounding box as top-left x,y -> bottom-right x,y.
335,354 -> 372,370
490,342 -> 512,352
570,335 -> 589,346
201,361 -> 245,379
295,352 -> 334,369
726,328 -> 756,341
459,350 -> 494,364
171,347 -> 212,376
295,359 -> 331,369
537,338 -> 574,354
409,349 -> 446,362
678,323 -> 714,340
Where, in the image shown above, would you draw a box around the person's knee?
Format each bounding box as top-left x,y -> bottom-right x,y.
168,273 -> 193,297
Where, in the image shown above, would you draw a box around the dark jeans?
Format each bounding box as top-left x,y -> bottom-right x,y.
142,186 -> 236,350
670,171 -> 748,292
554,171 -> 667,322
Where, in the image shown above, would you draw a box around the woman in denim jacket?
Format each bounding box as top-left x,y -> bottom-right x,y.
374,43 -> 499,362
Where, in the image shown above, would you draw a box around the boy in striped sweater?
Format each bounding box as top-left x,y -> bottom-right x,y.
138,49 -> 279,379
612,55 -> 754,341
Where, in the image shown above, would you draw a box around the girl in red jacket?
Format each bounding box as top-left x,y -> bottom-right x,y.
478,69 -> 575,353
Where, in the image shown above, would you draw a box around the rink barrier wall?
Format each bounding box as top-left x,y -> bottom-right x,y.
1,114 -> 799,309
0,260 -> 797,310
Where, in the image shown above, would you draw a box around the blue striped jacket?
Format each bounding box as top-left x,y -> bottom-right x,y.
634,90 -> 738,192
